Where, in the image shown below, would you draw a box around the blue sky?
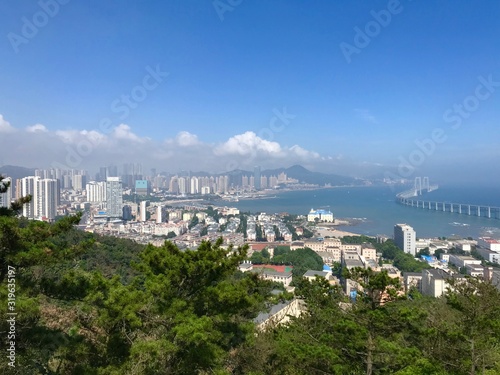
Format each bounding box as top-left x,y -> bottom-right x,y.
0,0 -> 499,183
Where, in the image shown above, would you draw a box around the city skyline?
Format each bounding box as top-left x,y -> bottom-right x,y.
1,1 -> 499,184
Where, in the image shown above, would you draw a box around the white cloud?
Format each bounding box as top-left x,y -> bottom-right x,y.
289,145 -> 320,159
112,124 -> 146,143
0,116 -> 332,174
55,129 -> 80,143
26,123 -> 48,133
175,131 -> 200,146
0,115 -> 16,133
215,131 -> 282,156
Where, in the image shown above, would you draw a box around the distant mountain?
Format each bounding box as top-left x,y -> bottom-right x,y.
264,165 -> 363,186
0,165 -> 36,181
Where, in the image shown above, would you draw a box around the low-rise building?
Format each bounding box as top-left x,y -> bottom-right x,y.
404,272 -> 423,292
361,243 -> 377,261
251,265 -> 293,287
303,269 -> 338,285
478,237 -> 500,252
476,247 -> 500,264
421,269 -> 450,298
465,264 -> 484,278
254,299 -> 305,330
342,250 -> 365,270
448,255 -> 482,269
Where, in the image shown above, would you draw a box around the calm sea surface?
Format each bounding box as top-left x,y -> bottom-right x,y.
231,186 -> 500,239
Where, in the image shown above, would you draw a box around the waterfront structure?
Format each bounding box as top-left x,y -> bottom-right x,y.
106,177 -> 123,219
307,208 -> 334,222
394,224 -> 416,256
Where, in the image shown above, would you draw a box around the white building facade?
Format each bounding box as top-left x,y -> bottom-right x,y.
394,224 -> 416,256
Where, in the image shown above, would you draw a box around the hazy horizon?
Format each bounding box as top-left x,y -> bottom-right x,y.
1,1 -> 499,185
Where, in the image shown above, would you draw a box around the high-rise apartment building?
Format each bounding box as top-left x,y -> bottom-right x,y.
254,166 -> 261,190
21,176 -> 37,218
106,177 -> 123,218
394,224 -> 416,256
86,181 -> 107,202
0,177 -> 12,208
20,176 -> 59,220
36,179 -> 59,220
139,200 -> 149,222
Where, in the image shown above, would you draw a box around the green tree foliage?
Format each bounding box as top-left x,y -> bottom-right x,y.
375,240 -> 430,273
445,277 -> 500,374
0,214 -> 276,374
342,235 -> 376,245
416,247 -> 430,257
271,247 -> 323,282
188,214 -> 199,229
3,203 -> 500,374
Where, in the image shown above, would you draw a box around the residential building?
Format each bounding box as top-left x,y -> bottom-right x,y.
478,237 -> 500,252
475,247 -> 500,264
139,201 -> 149,222
20,176 -> 59,220
394,224 -> 416,256
254,166 -> 261,190
105,177 -> 123,219
36,178 -> 59,220
254,299 -> 304,331
86,181 -> 106,202
448,255 -> 481,269
403,272 -> 423,292
421,269 -> 464,298
0,177 -> 12,208
251,264 -> 293,287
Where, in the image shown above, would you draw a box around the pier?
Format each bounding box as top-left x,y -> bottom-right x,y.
396,178 -> 499,220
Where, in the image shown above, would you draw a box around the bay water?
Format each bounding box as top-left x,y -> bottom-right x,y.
232,186 -> 500,239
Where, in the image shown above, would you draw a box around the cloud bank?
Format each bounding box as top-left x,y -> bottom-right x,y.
0,114 -> 339,174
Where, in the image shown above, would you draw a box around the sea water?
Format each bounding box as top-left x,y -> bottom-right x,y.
232,186 -> 500,239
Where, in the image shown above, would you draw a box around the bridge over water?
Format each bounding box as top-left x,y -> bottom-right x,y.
396,178 -> 500,220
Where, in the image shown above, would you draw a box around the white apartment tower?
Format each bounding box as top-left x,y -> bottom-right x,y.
190,176 -> 199,194
21,176 -> 37,218
37,179 -> 59,220
86,181 -> 107,202
106,177 -> 123,218
394,224 -> 416,256
139,200 -> 149,222
20,176 -> 59,220
156,206 -> 163,224
0,177 -> 12,208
